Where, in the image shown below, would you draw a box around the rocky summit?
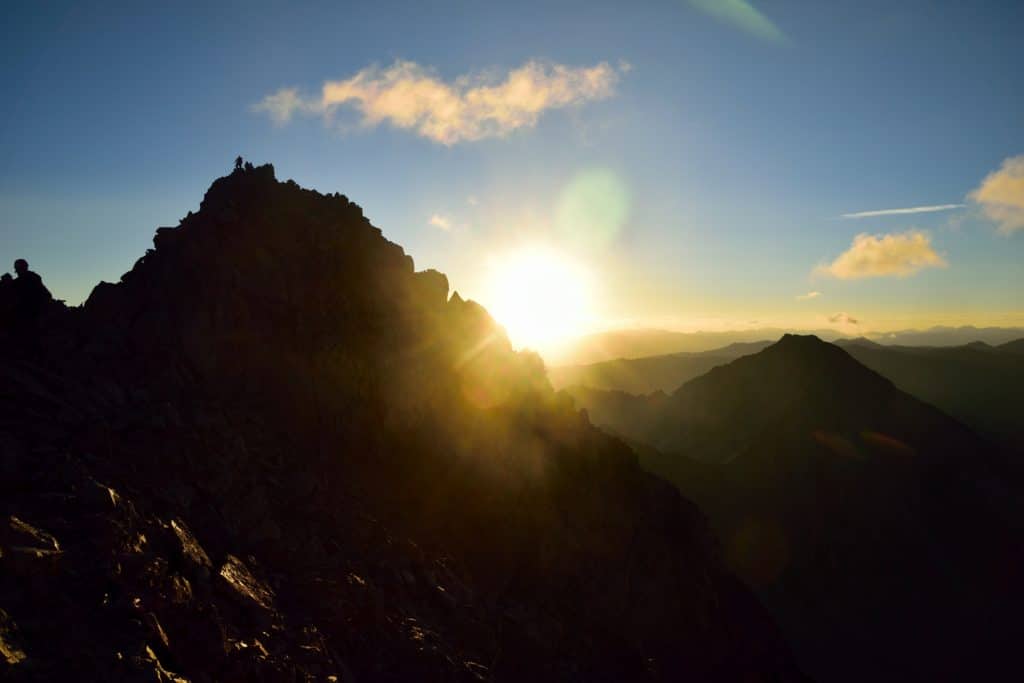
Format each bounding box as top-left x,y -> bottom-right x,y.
0,165 -> 806,682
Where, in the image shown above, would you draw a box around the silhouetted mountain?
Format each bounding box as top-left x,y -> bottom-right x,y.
0,166 -> 805,682
569,335 -> 1024,682
998,338 -> 1024,354
545,327 -> 842,365
550,325 -> 1024,366
548,341 -> 773,394
835,336 -> 882,348
562,335 -> 1024,453
833,338 -> 1024,450
868,325 -> 1024,347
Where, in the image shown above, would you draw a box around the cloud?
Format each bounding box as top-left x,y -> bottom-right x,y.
828,312 -> 859,326
254,88 -> 310,125
687,0 -> 786,43
969,155 -> 1024,235
254,60 -> 623,145
816,230 -> 947,279
841,204 -> 964,219
796,291 -> 821,300
429,214 -> 452,231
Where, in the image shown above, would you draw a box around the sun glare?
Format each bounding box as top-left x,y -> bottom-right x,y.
483,247 -> 594,352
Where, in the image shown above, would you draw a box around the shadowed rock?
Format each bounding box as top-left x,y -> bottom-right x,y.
0,167 -> 806,682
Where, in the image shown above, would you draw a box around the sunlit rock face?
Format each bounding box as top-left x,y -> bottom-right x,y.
0,166 -> 806,682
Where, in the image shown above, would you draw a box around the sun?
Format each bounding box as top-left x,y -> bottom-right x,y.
483,246 -> 594,352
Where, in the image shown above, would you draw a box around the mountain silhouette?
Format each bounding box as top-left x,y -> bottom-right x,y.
547,325 -> 1024,366
547,327 -> 837,365
569,334 -> 1024,682
833,337 -> 1024,451
549,341 -> 773,394
997,337 -> 1024,354
0,165 -> 806,682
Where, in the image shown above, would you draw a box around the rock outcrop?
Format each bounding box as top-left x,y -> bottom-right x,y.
0,165 -> 805,681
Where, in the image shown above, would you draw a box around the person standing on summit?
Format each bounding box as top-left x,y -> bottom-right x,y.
235,155 -> 243,170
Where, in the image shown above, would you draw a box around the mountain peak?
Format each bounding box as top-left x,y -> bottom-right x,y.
2,166 -> 805,682
774,332 -> 826,348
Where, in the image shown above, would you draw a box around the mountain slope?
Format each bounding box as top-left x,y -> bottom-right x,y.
563,335 -> 1024,451
570,335 -> 1023,682
997,338 -> 1024,354
547,328 -> 834,365
0,165 -> 804,682
834,338 -> 1024,449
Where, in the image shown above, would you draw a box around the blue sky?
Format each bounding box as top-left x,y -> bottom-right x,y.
2,0 -> 1022,342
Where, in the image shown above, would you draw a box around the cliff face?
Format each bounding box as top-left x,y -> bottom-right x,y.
0,166 -> 804,682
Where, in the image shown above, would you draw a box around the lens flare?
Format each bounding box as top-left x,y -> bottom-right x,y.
555,168 -> 630,249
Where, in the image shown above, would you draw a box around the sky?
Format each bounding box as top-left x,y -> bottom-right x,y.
2,0 -> 1023,351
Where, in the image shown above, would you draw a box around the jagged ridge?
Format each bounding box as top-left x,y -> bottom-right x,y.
0,166 -> 805,682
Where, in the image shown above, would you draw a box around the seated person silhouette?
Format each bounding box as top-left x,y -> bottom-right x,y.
11,258 -> 53,323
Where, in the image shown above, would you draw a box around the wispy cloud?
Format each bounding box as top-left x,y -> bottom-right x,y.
796,291 -> 821,300
816,230 -> 947,279
254,60 -> 623,145
840,204 -> 965,219
429,214 -> 452,231
828,312 -> 859,326
969,155 -> 1024,235
687,0 -> 786,43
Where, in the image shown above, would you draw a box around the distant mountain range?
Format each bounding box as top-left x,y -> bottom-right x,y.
549,341 -> 773,394
835,337 -> 1024,450
556,336 -> 1024,450
567,335 -> 1024,682
548,325 -> 1024,365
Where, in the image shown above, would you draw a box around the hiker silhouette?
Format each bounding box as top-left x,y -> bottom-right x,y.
235,155 -> 244,170
10,259 -> 53,323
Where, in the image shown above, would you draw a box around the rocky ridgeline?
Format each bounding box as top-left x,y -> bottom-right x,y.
0,165 -> 805,681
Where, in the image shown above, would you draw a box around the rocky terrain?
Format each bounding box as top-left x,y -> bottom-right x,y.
0,165 -> 805,682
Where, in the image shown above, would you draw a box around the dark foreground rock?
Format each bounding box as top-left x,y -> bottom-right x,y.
0,165 -> 806,682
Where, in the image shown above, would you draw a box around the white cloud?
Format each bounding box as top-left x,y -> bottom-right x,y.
969,155 -> 1024,235
429,214 -> 452,231
796,291 -> 821,300
841,204 -> 964,219
816,230 -> 947,279
254,60 -> 623,145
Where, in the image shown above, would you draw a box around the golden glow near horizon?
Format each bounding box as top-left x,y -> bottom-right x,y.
483,246 -> 594,352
